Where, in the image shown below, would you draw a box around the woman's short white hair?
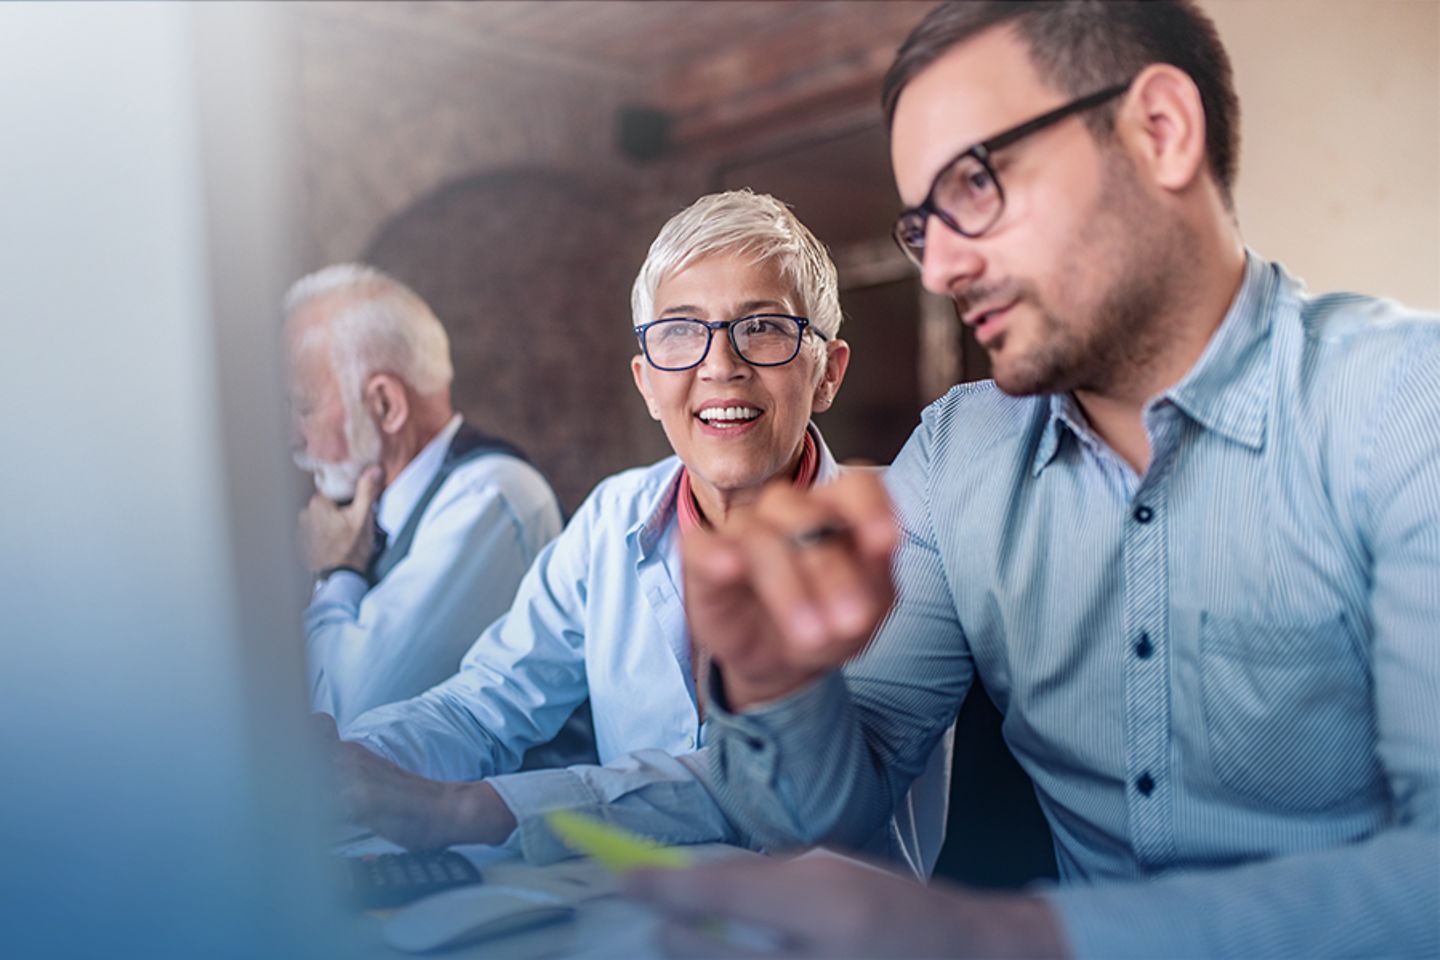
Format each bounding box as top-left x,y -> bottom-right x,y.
283,263 -> 453,400
630,190 -> 842,364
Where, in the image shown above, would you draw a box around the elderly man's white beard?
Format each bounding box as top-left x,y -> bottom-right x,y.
293,407 -> 382,503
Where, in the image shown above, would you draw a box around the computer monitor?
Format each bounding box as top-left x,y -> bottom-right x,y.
0,5 -> 357,956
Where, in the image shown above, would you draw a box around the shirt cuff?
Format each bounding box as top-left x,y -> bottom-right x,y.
704,667 -> 849,781
342,730 -> 401,766
488,768 -> 600,865
310,569 -> 368,609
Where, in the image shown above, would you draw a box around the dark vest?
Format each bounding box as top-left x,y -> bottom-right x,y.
366,423 -> 530,587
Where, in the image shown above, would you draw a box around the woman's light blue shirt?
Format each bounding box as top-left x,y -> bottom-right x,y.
344,428 -> 840,781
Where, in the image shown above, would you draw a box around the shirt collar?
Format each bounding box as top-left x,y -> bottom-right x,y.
1032,392 -> 1110,477
376,413 -> 463,537
1032,250 -> 1275,477
631,422 -> 837,558
1162,250 -> 1274,451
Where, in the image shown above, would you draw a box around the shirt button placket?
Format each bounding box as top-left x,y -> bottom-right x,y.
1122,480 -> 1177,869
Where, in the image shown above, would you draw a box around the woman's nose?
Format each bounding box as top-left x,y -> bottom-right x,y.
697,327 -> 748,379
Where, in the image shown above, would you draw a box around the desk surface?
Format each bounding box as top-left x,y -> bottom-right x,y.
341,840 -> 750,959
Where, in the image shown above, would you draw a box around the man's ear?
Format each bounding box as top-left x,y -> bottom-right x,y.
364,374 -> 409,435
631,355 -> 663,421
1117,63 -> 1208,196
811,339 -> 851,414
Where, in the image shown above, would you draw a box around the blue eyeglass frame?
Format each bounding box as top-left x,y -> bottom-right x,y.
633,313 -> 828,372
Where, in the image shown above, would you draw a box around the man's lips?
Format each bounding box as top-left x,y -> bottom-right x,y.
964,301 -> 1016,347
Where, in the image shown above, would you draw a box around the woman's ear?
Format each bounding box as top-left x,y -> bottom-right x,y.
811,339 -> 851,414
364,374 -> 409,434
631,355 -> 663,420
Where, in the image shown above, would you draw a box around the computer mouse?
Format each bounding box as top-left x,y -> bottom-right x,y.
382,883 -> 575,953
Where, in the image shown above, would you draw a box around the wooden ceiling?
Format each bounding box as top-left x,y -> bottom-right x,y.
303,1 -> 933,150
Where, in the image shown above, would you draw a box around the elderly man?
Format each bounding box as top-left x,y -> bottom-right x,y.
622,2 -> 1439,958
286,264 -> 562,728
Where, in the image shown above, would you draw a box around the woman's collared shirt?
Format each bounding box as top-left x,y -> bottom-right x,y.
343,426 -> 840,781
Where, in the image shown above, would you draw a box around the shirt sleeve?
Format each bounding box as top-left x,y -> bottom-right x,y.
1050,330 -> 1440,958
487,748 -> 739,865
341,490 -> 596,782
702,405 -> 975,855
305,458 -> 560,729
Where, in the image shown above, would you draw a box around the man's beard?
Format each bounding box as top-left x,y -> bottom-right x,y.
293,402 -> 382,503
968,159 -> 1182,399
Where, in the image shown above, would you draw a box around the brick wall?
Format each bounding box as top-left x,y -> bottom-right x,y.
285,5 -> 708,509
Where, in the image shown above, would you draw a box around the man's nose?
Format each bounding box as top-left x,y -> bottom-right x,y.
919,217 -> 986,297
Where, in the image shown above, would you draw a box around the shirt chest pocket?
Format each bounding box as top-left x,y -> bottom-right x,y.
1198,611 -> 1382,813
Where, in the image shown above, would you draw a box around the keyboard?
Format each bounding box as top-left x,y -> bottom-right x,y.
345,849 -> 483,910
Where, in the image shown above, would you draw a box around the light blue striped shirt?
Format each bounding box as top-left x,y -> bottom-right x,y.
306,415 -> 562,728
345,432 -> 854,850
704,254 -> 1440,957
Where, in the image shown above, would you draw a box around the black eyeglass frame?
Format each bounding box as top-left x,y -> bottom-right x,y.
892,80 -> 1134,260
633,313 -> 829,372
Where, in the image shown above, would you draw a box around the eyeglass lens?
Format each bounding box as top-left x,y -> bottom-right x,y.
645,316 -> 804,369
894,152 -> 1003,264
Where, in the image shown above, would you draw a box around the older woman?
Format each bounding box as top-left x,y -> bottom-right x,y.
332,191 -> 950,875
337,191 -> 946,873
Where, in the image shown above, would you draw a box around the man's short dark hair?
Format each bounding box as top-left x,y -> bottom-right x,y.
883,1 -> 1240,204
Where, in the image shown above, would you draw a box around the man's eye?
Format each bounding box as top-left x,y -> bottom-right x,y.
965,167 -> 994,193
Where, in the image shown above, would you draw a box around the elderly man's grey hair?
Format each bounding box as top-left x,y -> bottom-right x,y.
630,191 -> 842,370
284,263 -> 454,400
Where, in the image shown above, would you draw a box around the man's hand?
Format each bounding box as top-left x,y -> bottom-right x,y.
298,466 -> 383,575
624,855 -> 1069,959
681,471 -> 899,709
332,740 -> 518,850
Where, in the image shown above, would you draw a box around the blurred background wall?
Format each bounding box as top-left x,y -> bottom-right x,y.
278,0 -> 1439,512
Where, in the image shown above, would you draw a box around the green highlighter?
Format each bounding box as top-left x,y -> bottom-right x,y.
544,810 -> 786,953
543,810 -> 692,872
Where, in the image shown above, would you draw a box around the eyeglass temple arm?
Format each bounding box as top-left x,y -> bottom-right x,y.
980,81 -> 1133,155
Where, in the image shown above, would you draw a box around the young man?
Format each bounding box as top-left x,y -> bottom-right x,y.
629,3 -> 1439,957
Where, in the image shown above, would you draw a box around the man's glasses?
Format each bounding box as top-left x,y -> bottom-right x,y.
634,314 -> 827,372
892,80 -> 1133,265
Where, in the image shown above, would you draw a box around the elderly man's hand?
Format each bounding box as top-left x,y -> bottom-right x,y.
624,854 -> 1068,959
298,466 -> 384,575
681,471 -> 899,709
332,740 -> 517,851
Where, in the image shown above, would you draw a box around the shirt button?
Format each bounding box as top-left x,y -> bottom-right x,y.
1133,505 -> 1154,524
1135,633 -> 1153,659
1137,772 -> 1155,796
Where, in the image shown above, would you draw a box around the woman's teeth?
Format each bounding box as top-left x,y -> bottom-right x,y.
698,406 -> 761,428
